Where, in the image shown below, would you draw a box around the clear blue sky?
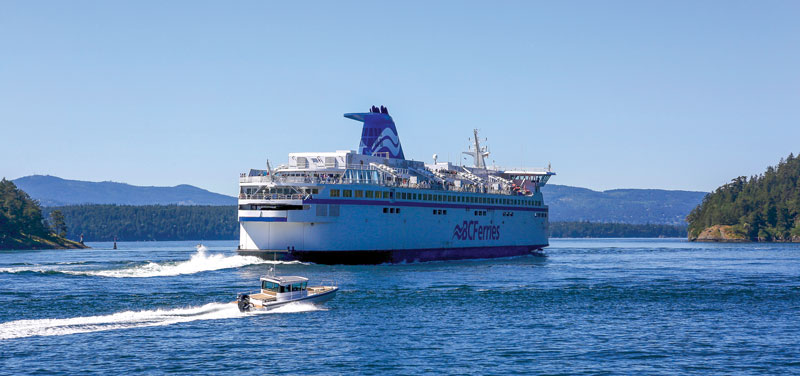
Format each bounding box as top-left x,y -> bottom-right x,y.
2,1 -> 799,195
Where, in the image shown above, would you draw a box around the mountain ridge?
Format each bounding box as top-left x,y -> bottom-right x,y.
12,175 -> 236,206
542,184 -> 706,225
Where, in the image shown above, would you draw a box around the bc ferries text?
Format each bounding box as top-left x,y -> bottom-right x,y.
237,106 -> 555,264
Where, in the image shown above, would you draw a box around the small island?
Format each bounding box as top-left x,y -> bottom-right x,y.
687,153 -> 800,242
0,178 -> 87,250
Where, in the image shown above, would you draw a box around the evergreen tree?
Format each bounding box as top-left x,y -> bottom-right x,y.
687,153 -> 800,241
549,221 -> 687,238
49,210 -> 67,237
42,204 -> 238,241
0,178 -> 50,237
0,178 -> 80,249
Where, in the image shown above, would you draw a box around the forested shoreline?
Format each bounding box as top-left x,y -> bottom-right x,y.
687,153 -> 800,242
549,221 -> 686,238
43,204 -> 687,242
43,205 -> 238,242
0,179 -> 86,250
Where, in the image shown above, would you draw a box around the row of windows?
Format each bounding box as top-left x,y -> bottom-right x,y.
502,212 -> 515,217
382,207 -> 401,214
433,209 -> 447,215
331,189 -> 392,199
262,281 -> 308,293
328,189 -> 541,207
243,187 -> 319,195
535,212 -> 548,218
474,210 -> 487,216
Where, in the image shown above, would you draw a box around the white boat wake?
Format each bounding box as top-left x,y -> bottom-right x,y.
69,250 -> 270,278
1,247 -> 305,278
0,302 -> 322,340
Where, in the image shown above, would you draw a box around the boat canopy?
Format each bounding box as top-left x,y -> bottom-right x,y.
260,275 -> 308,286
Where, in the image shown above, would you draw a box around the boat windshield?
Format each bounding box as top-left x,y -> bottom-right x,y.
263,280 -> 308,293
277,282 -> 308,293
261,281 -> 280,292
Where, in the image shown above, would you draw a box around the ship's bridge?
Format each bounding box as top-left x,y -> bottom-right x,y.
501,169 -> 555,185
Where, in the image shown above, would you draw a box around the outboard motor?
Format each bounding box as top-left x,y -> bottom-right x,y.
237,294 -> 253,312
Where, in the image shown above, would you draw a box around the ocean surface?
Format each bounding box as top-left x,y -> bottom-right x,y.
1,239 -> 799,375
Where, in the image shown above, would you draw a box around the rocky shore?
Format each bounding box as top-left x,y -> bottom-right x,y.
0,234 -> 89,250
690,224 -> 800,242
690,225 -> 747,242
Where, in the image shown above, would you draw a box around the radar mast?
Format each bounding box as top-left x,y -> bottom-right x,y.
463,129 -> 490,168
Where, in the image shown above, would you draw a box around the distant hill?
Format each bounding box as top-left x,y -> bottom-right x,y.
12,175 -> 236,206
11,175 -> 705,225
542,184 -> 707,225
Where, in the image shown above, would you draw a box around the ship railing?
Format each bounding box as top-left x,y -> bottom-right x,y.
240,176 -> 273,184
345,164 -> 379,171
345,164 -> 409,174
313,278 -> 339,291
410,167 -> 446,184
277,176 -> 320,184
497,166 -> 553,174
239,193 -> 307,201
239,177 -> 533,198
488,174 -> 512,185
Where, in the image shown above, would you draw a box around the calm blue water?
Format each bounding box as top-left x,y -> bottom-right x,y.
1,239 -> 799,375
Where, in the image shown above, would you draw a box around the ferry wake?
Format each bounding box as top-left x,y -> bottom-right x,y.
237,105 -> 554,264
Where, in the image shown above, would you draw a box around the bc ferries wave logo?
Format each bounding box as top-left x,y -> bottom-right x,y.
345,106 -> 406,160
360,127 -> 403,158
452,221 -> 501,241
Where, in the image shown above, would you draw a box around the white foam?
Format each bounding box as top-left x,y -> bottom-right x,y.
0,247 -> 304,278
0,302 -> 322,340
71,249 -> 271,277
269,302 -> 326,314
0,266 -> 63,274
0,267 -> 29,273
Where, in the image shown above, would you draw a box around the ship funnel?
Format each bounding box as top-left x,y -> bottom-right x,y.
344,106 -> 405,160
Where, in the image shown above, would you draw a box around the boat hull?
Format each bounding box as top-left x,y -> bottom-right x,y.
289,245 -> 546,265
249,287 -> 338,311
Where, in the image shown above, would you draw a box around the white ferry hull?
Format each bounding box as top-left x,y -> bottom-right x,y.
238,189 -> 549,264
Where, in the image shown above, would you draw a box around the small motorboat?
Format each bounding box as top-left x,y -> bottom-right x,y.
236,268 -> 338,312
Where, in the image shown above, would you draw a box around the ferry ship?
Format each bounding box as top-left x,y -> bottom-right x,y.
237,106 -> 554,264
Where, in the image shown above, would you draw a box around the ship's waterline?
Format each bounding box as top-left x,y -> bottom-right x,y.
237,106 -> 555,264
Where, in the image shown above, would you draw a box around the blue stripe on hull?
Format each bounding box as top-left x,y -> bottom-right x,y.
239,217 -> 287,222
304,198 -> 547,212
288,245 -> 547,265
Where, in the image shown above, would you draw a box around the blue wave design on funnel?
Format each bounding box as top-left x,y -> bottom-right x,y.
344,108 -> 405,160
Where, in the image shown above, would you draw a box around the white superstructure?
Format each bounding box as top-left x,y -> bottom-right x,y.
238,106 -> 554,264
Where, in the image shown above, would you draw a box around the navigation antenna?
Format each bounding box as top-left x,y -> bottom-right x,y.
462,129 -> 490,169
266,159 -> 274,182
